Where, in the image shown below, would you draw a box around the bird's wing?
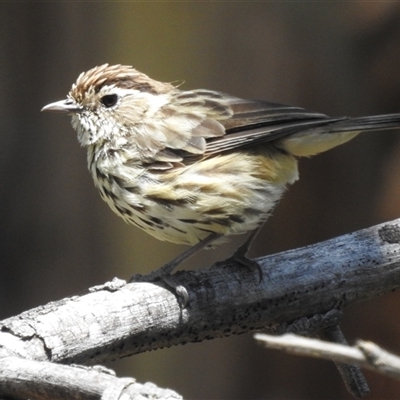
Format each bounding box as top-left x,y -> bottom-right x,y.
204,97 -> 342,156
210,98 -> 400,157
154,90 -> 334,163
149,89 -> 400,167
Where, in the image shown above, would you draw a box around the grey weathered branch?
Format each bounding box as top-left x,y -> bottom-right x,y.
254,333 -> 400,381
0,356 -> 181,400
0,218 -> 400,399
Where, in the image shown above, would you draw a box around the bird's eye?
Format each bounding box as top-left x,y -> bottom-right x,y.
100,94 -> 118,108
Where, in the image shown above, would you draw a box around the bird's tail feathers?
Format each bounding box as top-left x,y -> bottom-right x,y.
282,113 -> 400,157
328,114 -> 400,133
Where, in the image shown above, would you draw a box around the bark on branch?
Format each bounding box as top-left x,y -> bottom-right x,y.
1,218 -> 400,398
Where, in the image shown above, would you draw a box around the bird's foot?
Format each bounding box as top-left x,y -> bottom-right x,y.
130,270 -> 189,308
216,241 -> 263,283
130,232 -> 222,307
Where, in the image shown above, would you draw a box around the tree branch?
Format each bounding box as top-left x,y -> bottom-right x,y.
0,356 -> 182,400
0,218 -> 400,398
254,333 -> 400,382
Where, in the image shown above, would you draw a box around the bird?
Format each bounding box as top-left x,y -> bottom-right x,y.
42,63 -> 400,304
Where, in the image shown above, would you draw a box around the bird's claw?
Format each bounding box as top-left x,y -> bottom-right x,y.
217,243 -> 263,283
130,272 -> 190,307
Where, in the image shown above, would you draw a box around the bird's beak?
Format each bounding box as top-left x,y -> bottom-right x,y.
41,99 -> 83,113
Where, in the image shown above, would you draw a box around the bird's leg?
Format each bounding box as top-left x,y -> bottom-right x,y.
222,226 -> 264,282
147,232 -> 222,278
130,232 -> 222,306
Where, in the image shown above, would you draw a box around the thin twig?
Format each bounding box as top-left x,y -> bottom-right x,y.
254,333 -> 400,381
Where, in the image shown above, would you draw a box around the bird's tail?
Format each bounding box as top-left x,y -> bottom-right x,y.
329,114 -> 400,133
282,113 -> 400,157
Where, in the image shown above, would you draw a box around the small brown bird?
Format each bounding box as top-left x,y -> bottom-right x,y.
42,64 -> 400,302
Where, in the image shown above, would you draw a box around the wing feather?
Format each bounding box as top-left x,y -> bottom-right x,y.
147,90 -> 400,167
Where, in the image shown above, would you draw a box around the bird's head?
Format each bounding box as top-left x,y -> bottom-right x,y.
42,64 -> 175,147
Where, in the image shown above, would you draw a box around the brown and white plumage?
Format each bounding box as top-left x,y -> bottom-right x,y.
42,64 -> 400,249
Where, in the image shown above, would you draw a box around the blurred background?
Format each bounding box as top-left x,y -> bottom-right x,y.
2,3 -> 400,399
